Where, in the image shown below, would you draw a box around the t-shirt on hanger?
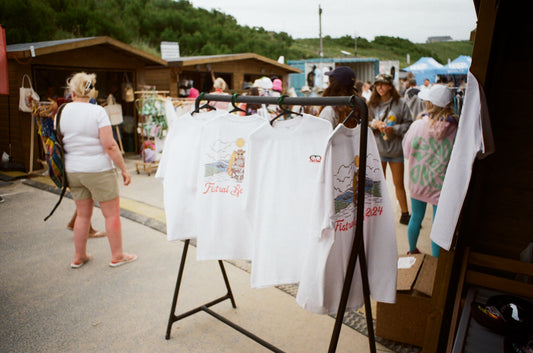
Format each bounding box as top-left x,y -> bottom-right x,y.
296,124 -> 398,314
195,113 -> 268,260
156,109 -> 222,241
244,114 -> 333,288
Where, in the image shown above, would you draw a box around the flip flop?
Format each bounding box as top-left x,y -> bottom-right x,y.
66,226 -> 106,238
71,255 -> 92,269
89,230 -> 106,238
109,254 -> 138,268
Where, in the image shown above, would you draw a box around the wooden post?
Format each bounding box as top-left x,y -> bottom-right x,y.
29,113 -> 34,174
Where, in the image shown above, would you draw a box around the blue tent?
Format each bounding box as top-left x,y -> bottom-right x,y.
436,55 -> 471,75
401,57 -> 443,84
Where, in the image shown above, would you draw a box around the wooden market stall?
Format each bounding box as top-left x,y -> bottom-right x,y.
142,53 -> 301,98
1,36 -> 167,172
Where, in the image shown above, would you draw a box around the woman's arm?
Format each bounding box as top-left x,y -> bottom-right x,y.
99,125 -> 131,186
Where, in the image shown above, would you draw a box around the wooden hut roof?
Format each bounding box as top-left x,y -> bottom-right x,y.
6,36 -> 167,66
168,53 -> 301,73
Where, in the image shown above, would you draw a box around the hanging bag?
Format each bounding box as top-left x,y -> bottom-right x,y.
122,73 -> 135,103
19,74 -> 40,112
104,94 -> 124,125
42,103 -> 68,221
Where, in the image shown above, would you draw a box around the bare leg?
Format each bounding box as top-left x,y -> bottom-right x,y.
389,161 -> 409,214
67,209 -> 100,235
381,161 -> 388,179
99,196 -> 126,261
72,198 -> 94,263
67,211 -> 77,230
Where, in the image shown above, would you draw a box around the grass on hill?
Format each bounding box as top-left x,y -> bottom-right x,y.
289,38 -> 473,68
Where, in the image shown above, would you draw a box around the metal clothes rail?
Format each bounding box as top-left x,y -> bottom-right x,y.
165,93 -> 376,353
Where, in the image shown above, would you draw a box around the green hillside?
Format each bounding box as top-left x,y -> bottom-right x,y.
290,36 -> 473,68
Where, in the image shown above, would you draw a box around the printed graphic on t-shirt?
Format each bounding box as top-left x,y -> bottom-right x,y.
332,151 -> 384,231
202,137 -> 247,197
409,136 -> 453,190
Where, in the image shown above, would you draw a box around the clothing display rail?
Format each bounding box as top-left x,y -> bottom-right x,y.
165,93 -> 375,353
194,93 -> 363,110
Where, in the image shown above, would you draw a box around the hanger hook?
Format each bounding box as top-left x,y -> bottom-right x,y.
349,94 -> 356,108
194,92 -> 205,114
277,94 -> 288,109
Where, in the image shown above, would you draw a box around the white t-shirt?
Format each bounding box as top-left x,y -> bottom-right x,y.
60,102 -> 113,173
244,114 -> 332,288
163,98 -> 179,128
195,113 -> 267,260
156,110 -> 221,241
296,124 -> 397,315
430,71 -> 494,250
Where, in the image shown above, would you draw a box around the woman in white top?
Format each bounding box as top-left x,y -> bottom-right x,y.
60,72 -> 136,268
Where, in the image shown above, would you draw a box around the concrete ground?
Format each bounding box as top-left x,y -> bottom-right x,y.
0,154 -> 431,353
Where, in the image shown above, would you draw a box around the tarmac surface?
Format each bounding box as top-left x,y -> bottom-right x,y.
0,154 -> 432,353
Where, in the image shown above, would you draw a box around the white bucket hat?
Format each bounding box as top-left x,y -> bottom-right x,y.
418,84 -> 452,108
253,77 -> 273,90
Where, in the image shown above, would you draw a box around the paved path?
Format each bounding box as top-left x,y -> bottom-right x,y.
0,155 -> 402,353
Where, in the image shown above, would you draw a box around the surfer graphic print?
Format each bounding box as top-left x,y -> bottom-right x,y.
297,124 -> 398,315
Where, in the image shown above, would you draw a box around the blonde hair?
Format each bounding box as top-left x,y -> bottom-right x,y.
67,72 -> 96,98
213,77 -> 227,91
424,101 -> 457,121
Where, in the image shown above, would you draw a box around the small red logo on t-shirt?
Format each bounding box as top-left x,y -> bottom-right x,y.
309,155 -> 322,163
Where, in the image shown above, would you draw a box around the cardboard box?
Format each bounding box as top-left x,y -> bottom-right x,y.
375,254 -> 438,347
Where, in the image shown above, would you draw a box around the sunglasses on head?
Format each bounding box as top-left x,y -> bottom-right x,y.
84,80 -> 94,92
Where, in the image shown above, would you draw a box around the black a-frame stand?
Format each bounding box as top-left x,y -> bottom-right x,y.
165,239 -> 285,352
165,94 -> 375,353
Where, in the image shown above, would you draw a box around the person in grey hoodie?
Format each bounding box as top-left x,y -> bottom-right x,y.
369,73 -> 413,224
402,84 -> 459,257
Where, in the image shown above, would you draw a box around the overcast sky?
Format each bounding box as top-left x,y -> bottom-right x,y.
190,0 -> 477,43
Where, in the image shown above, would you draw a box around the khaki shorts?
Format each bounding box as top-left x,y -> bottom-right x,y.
67,169 -> 119,202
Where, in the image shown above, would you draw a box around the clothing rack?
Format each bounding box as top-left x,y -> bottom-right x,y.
165,93 -> 375,353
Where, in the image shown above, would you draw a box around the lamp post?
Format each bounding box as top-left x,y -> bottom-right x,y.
319,5 -> 323,57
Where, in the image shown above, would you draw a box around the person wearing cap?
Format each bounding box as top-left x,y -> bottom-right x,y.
368,73 -> 413,225
402,84 -> 459,257
318,66 -> 360,128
